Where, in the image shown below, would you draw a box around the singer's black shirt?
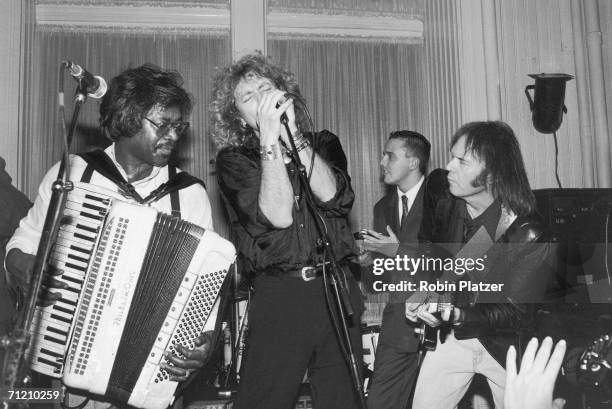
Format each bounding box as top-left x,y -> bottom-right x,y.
216,130 -> 356,276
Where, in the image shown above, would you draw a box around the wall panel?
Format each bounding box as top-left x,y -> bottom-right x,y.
496,0 -> 582,189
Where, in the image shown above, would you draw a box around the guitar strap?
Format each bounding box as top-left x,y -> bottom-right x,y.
454,227 -> 494,268
445,206 -> 516,282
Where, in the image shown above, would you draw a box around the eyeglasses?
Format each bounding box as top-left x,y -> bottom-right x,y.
144,117 -> 190,136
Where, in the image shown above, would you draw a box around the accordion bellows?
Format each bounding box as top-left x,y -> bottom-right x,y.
26,183 -> 236,409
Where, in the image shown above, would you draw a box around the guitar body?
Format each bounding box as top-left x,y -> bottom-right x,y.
417,295 -> 453,351
421,325 -> 438,351
439,319 -> 452,344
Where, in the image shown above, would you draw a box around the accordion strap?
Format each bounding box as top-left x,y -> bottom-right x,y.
79,150 -> 206,218
79,150 -> 144,202
141,169 -> 206,218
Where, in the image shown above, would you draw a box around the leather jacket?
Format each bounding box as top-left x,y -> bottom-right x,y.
454,216 -> 552,367
418,169 -> 554,367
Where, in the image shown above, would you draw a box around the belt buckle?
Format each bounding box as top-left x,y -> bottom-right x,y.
301,266 -> 316,282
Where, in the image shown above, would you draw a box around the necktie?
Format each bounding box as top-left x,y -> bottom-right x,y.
401,195 -> 409,229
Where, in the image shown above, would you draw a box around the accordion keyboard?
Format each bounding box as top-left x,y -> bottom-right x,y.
28,185 -> 114,377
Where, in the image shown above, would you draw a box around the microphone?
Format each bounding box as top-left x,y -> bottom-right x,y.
65,61 -> 108,99
275,92 -> 293,124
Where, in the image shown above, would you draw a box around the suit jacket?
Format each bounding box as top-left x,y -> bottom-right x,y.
372,169 -> 449,351
373,183 -> 424,246
0,157 -> 32,336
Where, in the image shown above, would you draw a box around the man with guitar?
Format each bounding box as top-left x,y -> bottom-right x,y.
360,130 -> 447,409
407,121 -> 553,409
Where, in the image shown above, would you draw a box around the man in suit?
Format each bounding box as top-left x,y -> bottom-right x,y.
361,130 -> 433,409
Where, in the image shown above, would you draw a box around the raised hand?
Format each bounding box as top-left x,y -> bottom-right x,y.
505,337 -> 567,409
257,90 -> 294,147
362,225 -> 399,257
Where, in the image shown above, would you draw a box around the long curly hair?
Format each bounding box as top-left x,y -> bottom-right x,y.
209,53 -> 310,151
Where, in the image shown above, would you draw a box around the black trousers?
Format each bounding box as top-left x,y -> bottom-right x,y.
366,340 -> 419,409
233,274 -> 364,409
367,303 -> 420,409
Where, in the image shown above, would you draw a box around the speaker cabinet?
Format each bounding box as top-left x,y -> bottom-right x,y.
534,188 -> 612,303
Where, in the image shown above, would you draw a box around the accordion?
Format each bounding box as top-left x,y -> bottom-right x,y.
26,182 -> 236,409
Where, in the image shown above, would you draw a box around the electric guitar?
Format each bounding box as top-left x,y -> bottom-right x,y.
415,293 -> 453,351
415,226 -> 498,351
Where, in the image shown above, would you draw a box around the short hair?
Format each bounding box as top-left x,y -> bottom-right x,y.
389,130 -> 431,174
100,63 -> 193,141
450,121 -> 536,217
210,53 -> 309,151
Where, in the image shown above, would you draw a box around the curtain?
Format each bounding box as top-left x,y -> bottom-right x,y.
599,0 -> 612,178
23,28 -> 231,235
268,39 -> 428,321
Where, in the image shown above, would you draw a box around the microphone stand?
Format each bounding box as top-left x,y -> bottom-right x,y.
1,73 -> 88,399
219,263 -> 248,396
281,118 -> 366,409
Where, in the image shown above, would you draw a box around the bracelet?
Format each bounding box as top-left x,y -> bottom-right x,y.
260,144 -> 281,161
289,130 -> 309,152
294,137 -> 311,153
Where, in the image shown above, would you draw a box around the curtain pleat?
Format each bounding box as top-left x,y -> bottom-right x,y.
423,0 -> 462,170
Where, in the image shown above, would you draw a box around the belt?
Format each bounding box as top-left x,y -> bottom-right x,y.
263,262 -> 332,281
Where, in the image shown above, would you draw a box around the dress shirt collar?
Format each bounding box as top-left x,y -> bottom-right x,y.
397,175 -> 424,212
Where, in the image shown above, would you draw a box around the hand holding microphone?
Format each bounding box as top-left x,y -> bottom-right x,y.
275,92 -> 294,124
274,92 -> 299,147
257,90 -> 295,146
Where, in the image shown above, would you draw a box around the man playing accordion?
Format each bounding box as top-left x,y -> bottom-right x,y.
5,64 -> 218,408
